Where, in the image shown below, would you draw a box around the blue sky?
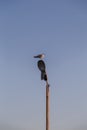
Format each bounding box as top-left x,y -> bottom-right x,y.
0,0 -> 87,130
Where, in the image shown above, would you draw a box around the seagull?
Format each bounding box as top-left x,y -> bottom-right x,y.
34,54 -> 45,59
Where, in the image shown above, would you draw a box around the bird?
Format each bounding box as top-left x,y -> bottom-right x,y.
34,53 -> 45,59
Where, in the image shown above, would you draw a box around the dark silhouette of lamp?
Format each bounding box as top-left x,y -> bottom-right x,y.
34,57 -> 50,130
37,60 -> 48,81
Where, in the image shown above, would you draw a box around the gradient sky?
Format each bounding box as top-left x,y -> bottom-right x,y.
0,0 -> 87,130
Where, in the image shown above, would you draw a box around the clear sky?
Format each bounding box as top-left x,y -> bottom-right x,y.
0,0 -> 87,130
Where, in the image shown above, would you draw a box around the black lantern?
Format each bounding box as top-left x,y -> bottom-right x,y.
37,60 -> 48,81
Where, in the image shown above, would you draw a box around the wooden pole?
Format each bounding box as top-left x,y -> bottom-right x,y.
46,82 -> 50,130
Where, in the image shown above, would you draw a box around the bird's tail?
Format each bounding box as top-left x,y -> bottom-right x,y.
34,56 -> 38,58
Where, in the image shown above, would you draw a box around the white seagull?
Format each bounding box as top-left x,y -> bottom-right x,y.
34,53 -> 45,59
